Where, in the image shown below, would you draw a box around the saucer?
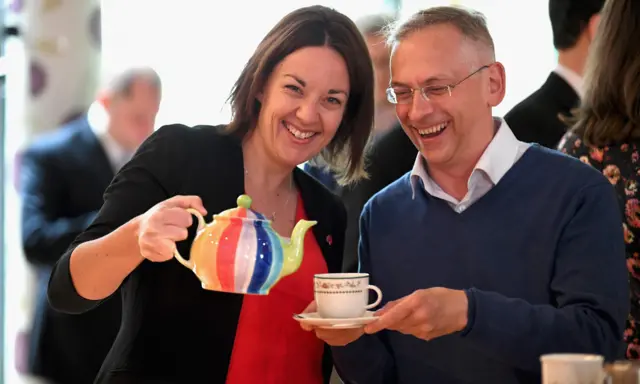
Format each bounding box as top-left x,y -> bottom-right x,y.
293,311 -> 377,329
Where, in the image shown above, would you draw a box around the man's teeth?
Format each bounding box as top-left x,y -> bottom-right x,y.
284,121 -> 316,139
418,122 -> 447,136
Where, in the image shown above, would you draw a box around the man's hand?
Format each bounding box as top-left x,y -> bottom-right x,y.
364,287 -> 469,341
299,301 -> 365,346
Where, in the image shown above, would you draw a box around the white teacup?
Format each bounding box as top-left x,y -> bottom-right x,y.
314,273 -> 382,319
541,354 -> 609,384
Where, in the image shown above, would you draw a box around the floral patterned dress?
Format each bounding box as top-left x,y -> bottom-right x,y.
559,132 -> 640,359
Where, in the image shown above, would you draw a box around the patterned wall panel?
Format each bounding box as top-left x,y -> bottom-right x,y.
22,0 -> 101,137
7,0 -> 101,378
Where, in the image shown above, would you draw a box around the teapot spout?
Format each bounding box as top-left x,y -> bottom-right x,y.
280,219 -> 317,277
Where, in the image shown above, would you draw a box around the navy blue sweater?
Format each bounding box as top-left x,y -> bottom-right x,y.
332,145 -> 628,384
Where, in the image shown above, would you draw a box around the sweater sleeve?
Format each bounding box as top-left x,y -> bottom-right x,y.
461,181 -> 628,372
47,124 -> 189,314
331,200 -> 397,384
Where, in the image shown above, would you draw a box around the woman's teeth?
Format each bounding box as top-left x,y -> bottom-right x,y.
283,121 -> 316,140
418,122 -> 448,136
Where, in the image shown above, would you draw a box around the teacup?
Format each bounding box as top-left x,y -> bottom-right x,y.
541,354 -> 609,384
314,273 -> 382,319
604,361 -> 640,383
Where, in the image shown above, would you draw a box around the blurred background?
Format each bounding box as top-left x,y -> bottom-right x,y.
0,0 -> 555,382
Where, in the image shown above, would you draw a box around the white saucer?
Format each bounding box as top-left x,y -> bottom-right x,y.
293,311 -> 377,329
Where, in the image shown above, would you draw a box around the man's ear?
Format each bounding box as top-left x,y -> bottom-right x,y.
97,91 -> 112,110
487,62 -> 506,108
587,13 -> 601,43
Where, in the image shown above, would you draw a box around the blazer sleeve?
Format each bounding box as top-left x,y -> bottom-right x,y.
47,124 -> 192,314
20,148 -> 98,267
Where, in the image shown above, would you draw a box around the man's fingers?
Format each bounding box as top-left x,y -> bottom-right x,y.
374,300 -> 399,316
365,300 -> 413,334
302,301 -> 317,314
300,323 -> 315,332
314,327 -> 364,346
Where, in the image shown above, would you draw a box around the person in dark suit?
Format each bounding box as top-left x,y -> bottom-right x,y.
504,0 -> 605,148
305,13 -> 417,271
20,67 -> 162,384
46,6 -> 374,384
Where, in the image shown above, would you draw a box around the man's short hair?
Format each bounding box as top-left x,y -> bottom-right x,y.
103,66 -> 162,98
549,0 -> 606,50
355,13 -> 396,37
386,6 -> 495,60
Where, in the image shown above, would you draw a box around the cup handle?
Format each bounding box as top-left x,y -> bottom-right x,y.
173,208 -> 206,270
365,285 -> 383,309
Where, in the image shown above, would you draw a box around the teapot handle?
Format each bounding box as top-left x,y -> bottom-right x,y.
173,208 -> 207,269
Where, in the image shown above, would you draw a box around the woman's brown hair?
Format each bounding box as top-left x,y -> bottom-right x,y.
571,0 -> 640,146
226,5 -> 375,185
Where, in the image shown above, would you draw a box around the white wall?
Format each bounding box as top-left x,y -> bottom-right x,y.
400,0 -> 556,116
101,0 -> 393,128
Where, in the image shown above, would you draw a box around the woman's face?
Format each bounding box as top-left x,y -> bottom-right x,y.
254,46 -> 350,168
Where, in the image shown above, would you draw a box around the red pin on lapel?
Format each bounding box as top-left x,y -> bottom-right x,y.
326,235 -> 333,246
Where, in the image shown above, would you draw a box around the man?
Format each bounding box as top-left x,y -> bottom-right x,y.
20,67 -> 161,384
305,13 -> 417,271
304,6 -> 627,384
505,0 -> 604,148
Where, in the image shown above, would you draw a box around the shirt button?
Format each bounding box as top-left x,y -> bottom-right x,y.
456,205 -> 465,212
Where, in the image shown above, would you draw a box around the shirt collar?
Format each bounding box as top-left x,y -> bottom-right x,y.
87,102 -> 131,170
554,64 -> 584,99
409,117 -> 521,197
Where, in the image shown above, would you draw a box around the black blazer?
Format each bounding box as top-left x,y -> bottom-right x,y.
47,124 -> 347,384
504,72 -> 580,149
20,116 -> 121,384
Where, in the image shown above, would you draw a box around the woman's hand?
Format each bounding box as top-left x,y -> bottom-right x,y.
137,195 -> 207,262
299,301 -> 365,347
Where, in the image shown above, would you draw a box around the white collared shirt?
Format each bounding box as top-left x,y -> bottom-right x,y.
410,118 -> 531,213
87,102 -> 132,172
554,64 -> 584,99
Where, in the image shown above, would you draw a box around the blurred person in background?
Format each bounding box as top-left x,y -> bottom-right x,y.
505,0 -> 604,148
559,0 -> 640,361
305,13 -> 417,272
20,66 -> 161,384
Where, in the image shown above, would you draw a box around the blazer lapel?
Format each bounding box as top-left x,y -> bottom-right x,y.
544,73 -> 580,115
294,168 -> 342,273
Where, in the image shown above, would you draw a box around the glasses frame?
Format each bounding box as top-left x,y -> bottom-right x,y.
386,64 -> 492,105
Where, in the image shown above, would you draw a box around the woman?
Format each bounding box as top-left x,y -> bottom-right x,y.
47,6 -> 374,383
558,0 -> 640,360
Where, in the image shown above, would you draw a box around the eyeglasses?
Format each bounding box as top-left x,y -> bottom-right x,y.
386,64 -> 492,105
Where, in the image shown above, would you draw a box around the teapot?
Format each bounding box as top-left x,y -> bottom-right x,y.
174,194 -> 317,295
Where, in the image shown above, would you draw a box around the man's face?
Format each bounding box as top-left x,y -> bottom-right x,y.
390,24 -> 505,170
366,33 -> 391,108
105,79 -> 161,151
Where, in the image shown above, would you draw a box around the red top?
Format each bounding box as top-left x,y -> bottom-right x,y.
225,195 -> 328,384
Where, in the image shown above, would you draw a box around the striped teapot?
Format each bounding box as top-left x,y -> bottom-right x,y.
173,194 -> 317,295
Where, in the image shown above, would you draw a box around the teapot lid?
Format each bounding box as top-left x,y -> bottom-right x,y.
217,194 -> 269,221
